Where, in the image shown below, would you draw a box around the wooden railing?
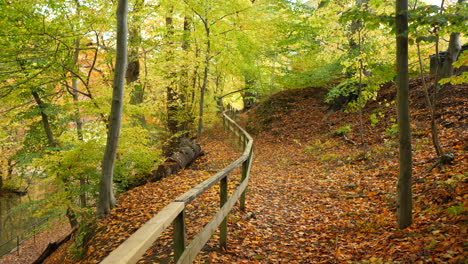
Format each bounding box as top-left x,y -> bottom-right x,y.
101,110 -> 253,264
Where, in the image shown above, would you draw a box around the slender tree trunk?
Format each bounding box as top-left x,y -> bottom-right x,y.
242,77 -> 257,111
31,90 -> 56,147
180,14 -> 193,134
72,36 -> 87,208
127,0 -> 145,126
357,29 -> 365,146
97,0 -> 128,216
396,0 -> 412,229
197,21 -> 210,139
191,44 -> 200,114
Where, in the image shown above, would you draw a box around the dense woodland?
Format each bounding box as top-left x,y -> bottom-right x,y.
0,0 -> 467,263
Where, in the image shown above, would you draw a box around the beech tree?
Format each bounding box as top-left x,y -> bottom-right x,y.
396,0 -> 412,229
98,0 -> 129,216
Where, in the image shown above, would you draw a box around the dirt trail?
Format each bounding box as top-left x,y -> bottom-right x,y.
43,81 -> 466,264
194,83 -> 466,263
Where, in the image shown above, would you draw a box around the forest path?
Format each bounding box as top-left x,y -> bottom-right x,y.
193,82 -> 466,263
192,111 -> 382,263
45,81 -> 466,264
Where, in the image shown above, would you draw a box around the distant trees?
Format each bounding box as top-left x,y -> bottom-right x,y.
0,0 -> 287,219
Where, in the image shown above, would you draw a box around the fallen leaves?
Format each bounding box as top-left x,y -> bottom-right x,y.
45,78 -> 466,264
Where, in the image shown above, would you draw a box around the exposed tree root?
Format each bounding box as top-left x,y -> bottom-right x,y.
427,153 -> 454,172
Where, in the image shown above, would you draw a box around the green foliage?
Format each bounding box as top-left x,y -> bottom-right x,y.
446,204 -> 465,217
71,216 -> 97,260
386,123 -> 399,138
440,51 -> 468,85
325,80 -> 359,104
280,57 -> 344,89
114,127 -> 162,191
303,139 -> 338,155
319,153 -> 340,162
370,108 -> 385,127
334,124 -> 353,136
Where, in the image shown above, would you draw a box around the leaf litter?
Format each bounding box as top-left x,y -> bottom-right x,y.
46,77 -> 466,264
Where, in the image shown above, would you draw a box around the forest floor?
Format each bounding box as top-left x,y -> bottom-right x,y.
43,76 -> 466,264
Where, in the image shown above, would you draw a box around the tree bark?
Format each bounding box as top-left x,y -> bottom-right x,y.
127,0 -> 146,126
164,8 -> 183,157
396,0 -> 412,229
242,74 -> 257,111
152,138 -> 202,181
440,0 -> 464,79
31,90 -> 57,147
180,14 -> 194,134
97,0 -> 128,216
71,2 -> 87,206
440,33 -> 461,79
72,39 -> 87,208
197,18 -> 210,139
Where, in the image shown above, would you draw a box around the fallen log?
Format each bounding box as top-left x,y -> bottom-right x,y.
32,228 -> 76,264
151,138 -> 203,181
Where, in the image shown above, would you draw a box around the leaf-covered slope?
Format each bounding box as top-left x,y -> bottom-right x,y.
45,77 -> 466,263
198,78 -> 467,263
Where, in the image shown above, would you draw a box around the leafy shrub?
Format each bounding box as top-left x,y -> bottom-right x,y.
325,79 -> 360,105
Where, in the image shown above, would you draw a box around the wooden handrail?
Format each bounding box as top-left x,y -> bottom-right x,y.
100,110 -> 253,264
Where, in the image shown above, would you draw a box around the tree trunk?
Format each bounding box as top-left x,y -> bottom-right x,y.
242,77 -> 257,111
440,0 -> 464,78
440,34 -> 461,79
164,8 -> 184,157
72,35 -> 87,208
127,0 -> 145,126
152,138 -> 202,181
180,14 -> 194,134
97,0 -> 128,216
396,0 -> 412,229
31,90 -> 56,147
197,20 -> 210,139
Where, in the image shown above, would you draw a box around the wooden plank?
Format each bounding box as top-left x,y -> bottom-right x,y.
101,110 -> 253,264
219,176 -> 228,249
223,111 -> 253,143
100,202 -> 185,264
173,211 -> 186,262
175,155 -> 245,203
176,174 -> 250,264
174,140 -> 252,204
241,149 -> 254,211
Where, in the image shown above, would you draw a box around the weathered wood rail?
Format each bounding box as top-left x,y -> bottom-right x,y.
101,110 -> 253,264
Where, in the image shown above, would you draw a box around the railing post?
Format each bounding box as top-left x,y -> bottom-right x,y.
219,176 -> 228,249
16,236 -> 19,256
240,149 -> 252,211
173,210 -> 186,262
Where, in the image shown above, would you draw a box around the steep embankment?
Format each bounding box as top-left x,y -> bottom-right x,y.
194,78 -> 466,263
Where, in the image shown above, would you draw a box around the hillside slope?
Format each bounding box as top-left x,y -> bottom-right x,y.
42,76 -> 466,264
197,77 -> 466,263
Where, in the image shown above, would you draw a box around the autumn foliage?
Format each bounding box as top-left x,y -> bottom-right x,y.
46,76 -> 466,263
